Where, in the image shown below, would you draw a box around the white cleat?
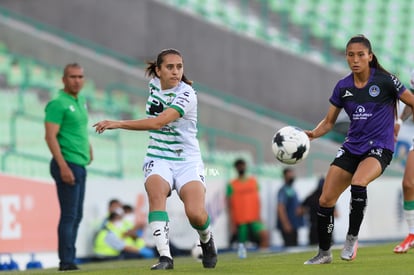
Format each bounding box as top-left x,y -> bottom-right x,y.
341,234 -> 358,261
304,250 -> 332,264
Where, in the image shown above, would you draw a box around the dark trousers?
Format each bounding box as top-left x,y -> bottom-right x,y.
281,229 -> 298,247
50,159 -> 86,266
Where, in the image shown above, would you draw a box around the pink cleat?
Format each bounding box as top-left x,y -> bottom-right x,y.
394,234 -> 414,253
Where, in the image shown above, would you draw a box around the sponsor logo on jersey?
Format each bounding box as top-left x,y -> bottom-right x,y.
368,85 -> 380,97
353,105 -> 372,120
149,99 -> 164,115
342,90 -> 353,98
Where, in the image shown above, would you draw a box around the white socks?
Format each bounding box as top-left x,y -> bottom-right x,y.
150,221 -> 172,258
405,210 -> 414,234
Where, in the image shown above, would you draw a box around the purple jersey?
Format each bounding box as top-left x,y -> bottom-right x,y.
330,68 -> 406,154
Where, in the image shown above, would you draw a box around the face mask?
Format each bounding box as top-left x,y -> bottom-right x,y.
238,169 -> 246,176
124,214 -> 135,224
287,178 -> 295,185
113,221 -> 123,229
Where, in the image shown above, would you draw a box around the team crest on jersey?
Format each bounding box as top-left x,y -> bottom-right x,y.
165,93 -> 176,105
368,85 -> 380,97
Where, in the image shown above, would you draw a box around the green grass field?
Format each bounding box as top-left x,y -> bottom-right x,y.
5,243 -> 413,275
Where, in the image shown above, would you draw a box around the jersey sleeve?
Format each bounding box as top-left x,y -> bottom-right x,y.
277,188 -> 287,204
329,81 -> 344,108
44,100 -> 64,125
226,183 -> 233,197
389,74 -> 406,98
170,87 -> 197,117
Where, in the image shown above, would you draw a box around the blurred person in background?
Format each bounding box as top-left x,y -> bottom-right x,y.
93,209 -> 155,261
44,63 -> 93,271
393,69 -> 414,253
303,35 -> 414,264
227,158 -> 269,258
99,198 -> 123,229
92,48 -> 217,270
276,168 -> 303,247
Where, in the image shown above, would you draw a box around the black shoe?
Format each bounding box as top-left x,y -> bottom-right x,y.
58,263 -> 80,271
150,256 -> 174,270
200,234 -> 218,268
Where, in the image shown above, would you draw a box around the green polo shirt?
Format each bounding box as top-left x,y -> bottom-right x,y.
45,90 -> 90,166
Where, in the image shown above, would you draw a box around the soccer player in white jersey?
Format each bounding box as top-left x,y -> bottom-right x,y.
393,69 -> 414,253
93,49 -> 217,270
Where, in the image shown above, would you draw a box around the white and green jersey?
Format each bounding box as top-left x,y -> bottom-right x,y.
144,77 -> 202,161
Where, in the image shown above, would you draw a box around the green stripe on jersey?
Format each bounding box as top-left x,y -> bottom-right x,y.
149,130 -> 180,136
150,94 -> 168,106
150,136 -> 181,144
148,145 -> 176,152
146,153 -> 185,161
149,83 -> 160,92
170,105 -> 184,117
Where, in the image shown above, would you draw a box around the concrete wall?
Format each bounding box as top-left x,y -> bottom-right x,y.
0,0 -> 346,124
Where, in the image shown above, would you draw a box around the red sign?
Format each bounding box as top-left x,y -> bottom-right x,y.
0,174 -> 59,252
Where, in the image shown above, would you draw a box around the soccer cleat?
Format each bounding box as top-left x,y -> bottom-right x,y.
304,249 -> 332,264
341,234 -> 358,261
150,256 -> 174,270
199,234 -> 218,268
394,234 -> 414,253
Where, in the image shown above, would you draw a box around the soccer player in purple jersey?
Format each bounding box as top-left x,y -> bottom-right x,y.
393,70 -> 414,253
303,35 -> 414,264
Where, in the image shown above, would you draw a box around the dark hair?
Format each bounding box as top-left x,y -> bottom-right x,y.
108,199 -> 121,208
145,48 -> 193,86
234,158 -> 246,167
63,63 -> 83,77
345,35 -> 389,74
122,204 -> 133,213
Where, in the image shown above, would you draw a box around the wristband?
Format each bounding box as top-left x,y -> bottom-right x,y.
396,118 -> 403,125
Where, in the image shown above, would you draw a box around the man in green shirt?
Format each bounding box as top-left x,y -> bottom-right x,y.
45,63 -> 93,271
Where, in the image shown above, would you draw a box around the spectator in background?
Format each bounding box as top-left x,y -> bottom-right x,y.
121,204 -> 148,250
227,158 -> 269,257
99,199 -> 123,229
93,209 -> 155,261
44,63 -> 93,271
276,168 -> 303,247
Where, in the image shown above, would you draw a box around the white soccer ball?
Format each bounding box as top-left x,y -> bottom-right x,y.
191,242 -> 202,262
272,126 -> 310,165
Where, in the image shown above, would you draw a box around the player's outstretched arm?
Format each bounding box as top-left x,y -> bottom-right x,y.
306,105 -> 341,140
93,108 -> 180,134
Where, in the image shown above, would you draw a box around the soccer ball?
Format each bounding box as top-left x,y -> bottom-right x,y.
191,242 -> 203,262
272,126 -> 310,165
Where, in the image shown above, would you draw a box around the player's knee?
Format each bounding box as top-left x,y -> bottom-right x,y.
402,178 -> 414,191
185,207 -> 205,224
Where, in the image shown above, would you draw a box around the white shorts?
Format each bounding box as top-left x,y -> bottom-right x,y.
142,158 -> 206,194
